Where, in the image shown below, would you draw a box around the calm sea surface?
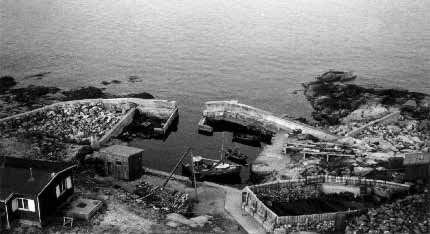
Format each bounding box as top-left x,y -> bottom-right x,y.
1,0 -> 429,183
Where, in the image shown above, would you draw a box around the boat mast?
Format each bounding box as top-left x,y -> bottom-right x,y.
220,132 -> 225,161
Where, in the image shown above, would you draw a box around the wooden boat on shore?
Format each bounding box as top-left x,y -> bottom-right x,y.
225,148 -> 248,165
182,132 -> 241,181
181,156 -> 241,180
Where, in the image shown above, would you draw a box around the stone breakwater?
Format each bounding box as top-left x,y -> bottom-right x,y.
202,100 -> 338,141
345,195 -> 429,234
0,102 -> 131,145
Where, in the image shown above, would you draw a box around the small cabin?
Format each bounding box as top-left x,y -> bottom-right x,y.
100,145 -> 144,180
403,152 -> 430,183
0,156 -> 76,229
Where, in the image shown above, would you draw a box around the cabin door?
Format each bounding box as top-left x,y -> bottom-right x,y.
0,206 -> 6,229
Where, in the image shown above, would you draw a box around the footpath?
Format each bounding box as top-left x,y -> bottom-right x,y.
205,182 -> 267,234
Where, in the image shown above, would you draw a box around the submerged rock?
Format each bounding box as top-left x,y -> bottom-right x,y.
62,86 -> 107,100
0,76 -> 17,93
9,85 -> 60,104
121,92 -> 154,99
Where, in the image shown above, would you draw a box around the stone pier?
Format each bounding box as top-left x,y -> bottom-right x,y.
201,100 -> 338,141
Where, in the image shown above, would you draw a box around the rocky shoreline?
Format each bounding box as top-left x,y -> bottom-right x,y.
302,71 -> 430,125
0,76 -> 154,119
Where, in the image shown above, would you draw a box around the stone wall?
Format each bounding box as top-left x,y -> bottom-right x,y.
203,100 -> 339,141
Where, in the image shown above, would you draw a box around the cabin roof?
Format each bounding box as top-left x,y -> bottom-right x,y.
0,156 -> 75,201
100,145 -> 144,158
403,152 -> 430,166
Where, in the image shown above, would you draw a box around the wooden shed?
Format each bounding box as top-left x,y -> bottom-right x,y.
403,152 -> 430,183
100,145 -> 144,180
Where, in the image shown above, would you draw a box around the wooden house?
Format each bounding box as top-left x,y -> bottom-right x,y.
100,145 -> 144,180
0,156 -> 76,229
403,152 -> 430,183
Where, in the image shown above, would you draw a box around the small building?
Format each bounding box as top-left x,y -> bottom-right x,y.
403,152 -> 430,183
100,145 -> 144,180
0,156 -> 76,229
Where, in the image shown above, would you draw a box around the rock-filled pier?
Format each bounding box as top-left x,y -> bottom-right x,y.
0,98 -> 178,161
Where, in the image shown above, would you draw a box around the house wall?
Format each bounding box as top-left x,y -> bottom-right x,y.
0,202 -> 7,229
6,194 -> 40,226
38,169 -> 74,225
405,164 -> 430,182
128,153 -> 143,180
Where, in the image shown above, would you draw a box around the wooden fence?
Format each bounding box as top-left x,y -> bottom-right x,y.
242,175 -> 410,233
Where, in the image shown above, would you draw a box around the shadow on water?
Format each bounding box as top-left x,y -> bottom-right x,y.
198,120 -> 273,147
118,112 -> 179,141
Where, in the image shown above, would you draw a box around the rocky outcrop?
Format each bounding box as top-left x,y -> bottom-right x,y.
302,71 -> 430,125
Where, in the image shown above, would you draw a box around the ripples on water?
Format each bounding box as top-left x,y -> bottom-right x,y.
1,0 -> 429,182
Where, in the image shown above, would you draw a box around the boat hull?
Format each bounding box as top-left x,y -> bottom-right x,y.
181,160 -> 242,184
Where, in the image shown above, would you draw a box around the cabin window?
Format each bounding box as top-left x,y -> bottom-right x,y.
16,198 -> 35,212
56,179 -> 67,198
116,161 -> 122,166
56,176 -> 73,198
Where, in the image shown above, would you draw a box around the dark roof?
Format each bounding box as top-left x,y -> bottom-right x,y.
404,152 -> 430,165
0,156 -> 76,201
100,145 -> 144,157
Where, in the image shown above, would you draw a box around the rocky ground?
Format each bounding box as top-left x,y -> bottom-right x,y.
345,195 -> 429,234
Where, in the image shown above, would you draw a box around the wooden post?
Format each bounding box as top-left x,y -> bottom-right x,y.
161,147 -> 191,188
190,150 -> 199,202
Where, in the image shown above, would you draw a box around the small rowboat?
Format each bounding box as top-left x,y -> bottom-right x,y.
225,148 -> 248,165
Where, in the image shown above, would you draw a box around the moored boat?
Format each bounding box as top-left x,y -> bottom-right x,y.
225,148 -> 248,165
232,132 -> 262,147
181,156 -> 241,180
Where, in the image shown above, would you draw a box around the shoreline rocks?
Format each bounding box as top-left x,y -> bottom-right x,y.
302,71 -> 429,125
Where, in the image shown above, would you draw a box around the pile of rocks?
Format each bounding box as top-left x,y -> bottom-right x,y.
1,102 -> 131,144
345,195 -> 429,234
255,185 -> 321,204
131,182 -> 192,215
